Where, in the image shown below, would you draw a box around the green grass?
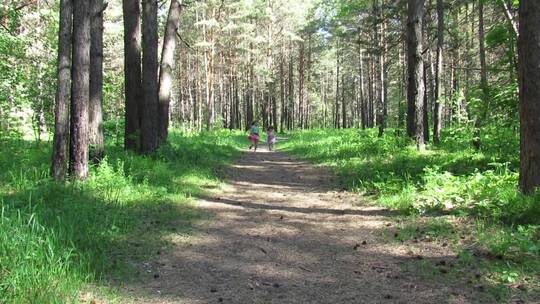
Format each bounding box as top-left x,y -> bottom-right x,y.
282,126 -> 540,301
391,218 -> 540,301
281,127 -> 539,223
0,129 -> 245,303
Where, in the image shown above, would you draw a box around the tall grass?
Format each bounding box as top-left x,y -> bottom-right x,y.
282,126 -> 539,224
0,129 -> 245,303
282,126 -> 540,299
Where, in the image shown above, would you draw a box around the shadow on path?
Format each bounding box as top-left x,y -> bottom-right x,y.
202,196 -> 401,217
126,145 -> 495,304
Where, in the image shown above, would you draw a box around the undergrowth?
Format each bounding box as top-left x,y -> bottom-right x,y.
0,129 -> 245,303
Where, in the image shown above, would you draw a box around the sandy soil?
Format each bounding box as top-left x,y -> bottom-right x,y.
125,144 -> 495,304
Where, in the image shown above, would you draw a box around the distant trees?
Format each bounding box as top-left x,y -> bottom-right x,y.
43,0 -> 540,194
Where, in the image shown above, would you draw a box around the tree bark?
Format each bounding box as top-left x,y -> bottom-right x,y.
246,55 -> 254,130
367,56 -> 374,128
298,41 -> 305,129
473,0 -> 489,150
70,0 -> 91,179
335,43 -> 340,128
203,13 -> 216,131
51,0 -> 72,181
358,47 -> 366,130
433,0 -> 443,144
279,54 -> 285,132
407,0 -> 425,150
518,0 -> 540,194
158,0 -> 181,144
123,0 -> 142,151
322,72 -> 327,128
305,34 -> 312,128
141,0 -> 159,153
423,63 -> 429,142
382,19 -> 388,136
288,42 -> 294,130
89,0 -> 105,163
342,74 -> 346,128
377,1 -> 387,137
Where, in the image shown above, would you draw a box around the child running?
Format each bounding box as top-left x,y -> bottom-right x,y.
248,121 -> 260,152
267,126 -> 276,151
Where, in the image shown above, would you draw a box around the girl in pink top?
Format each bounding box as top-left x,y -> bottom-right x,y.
267,126 -> 276,151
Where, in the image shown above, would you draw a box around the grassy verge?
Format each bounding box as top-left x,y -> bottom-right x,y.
0,129 -> 245,303
282,127 -> 540,301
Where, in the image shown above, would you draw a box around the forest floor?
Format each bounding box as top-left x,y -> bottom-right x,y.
124,144 -> 498,304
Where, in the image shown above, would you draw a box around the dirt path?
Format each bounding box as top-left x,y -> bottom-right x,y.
128,145 -> 492,304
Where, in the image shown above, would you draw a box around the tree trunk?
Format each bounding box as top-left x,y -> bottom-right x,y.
157,0 -> 181,144
272,84 -> 277,129
203,15 -> 216,131
518,0 -> 540,194
322,72 -> 327,128
377,2 -> 387,137
123,0 -> 142,151
51,0 -> 73,180
235,75 -> 241,128
298,41 -> 305,129
478,0 -> 488,109
279,54 -> 285,132
367,56 -> 374,128
335,44 -> 340,128
358,47 -> 366,130
407,0 -> 425,150
382,19 -> 388,136
195,51 -> 202,131
305,34 -> 312,128
246,60 -> 254,130
473,0 -> 489,150
433,0 -> 443,144
342,74 -> 346,128
288,43 -> 294,130
141,0 -> 159,153
398,37 -> 406,130
70,0 -> 91,179
423,63 -> 429,142
89,0 -> 105,163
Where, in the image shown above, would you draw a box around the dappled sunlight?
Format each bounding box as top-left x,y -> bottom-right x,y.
122,147 -> 496,304
231,164 -> 266,169
0,132 -> 246,303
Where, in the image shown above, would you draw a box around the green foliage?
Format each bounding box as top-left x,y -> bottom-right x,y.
0,129 -> 245,303
282,127 -> 533,223
0,4 -> 58,140
486,24 -> 511,49
392,217 -> 456,242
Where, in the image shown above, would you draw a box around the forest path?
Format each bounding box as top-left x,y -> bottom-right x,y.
128,144 -> 490,304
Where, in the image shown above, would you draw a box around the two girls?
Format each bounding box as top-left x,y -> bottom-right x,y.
248,122 -> 276,152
